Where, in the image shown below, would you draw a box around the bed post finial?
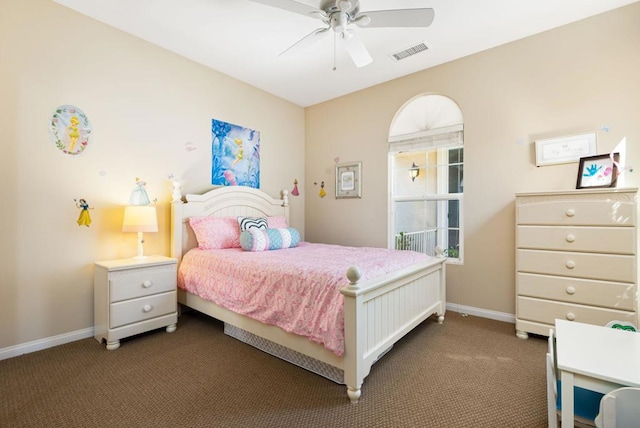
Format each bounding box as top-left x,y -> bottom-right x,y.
170,176 -> 182,203
346,266 -> 362,290
281,189 -> 289,207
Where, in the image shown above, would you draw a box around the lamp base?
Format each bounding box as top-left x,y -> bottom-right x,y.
133,231 -> 147,260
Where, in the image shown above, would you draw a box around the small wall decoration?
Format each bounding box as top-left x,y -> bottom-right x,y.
74,198 -> 93,227
129,177 -> 151,205
49,105 -> 92,156
291,179 -> 300,196
319,181 -> 326,198
535,132 -> 597,166
576,153 -> 619,189
335,162 -> 362,199
211,119 -> 260,188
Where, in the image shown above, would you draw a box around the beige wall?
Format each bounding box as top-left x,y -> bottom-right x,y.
305,3 -> 640,316
0,0 -> 305,349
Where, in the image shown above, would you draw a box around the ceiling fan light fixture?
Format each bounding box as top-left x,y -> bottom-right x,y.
353,14 -> 371,27
249,0 -> 434,68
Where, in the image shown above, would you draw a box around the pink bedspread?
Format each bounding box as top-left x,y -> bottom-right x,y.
178,242 -> 428,356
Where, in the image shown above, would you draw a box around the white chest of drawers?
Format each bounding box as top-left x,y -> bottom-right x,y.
515,188 -> 638,339
94,255 -> 178,350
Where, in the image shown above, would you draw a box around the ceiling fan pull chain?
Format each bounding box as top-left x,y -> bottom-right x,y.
333,31 -> 337,71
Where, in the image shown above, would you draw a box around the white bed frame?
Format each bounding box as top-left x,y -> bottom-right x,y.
171,186 -> 446,403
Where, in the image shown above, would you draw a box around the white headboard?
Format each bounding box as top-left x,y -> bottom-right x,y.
171,186 -> 289,262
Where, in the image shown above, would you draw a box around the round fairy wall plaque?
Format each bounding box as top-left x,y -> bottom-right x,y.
49,105 -> 92,155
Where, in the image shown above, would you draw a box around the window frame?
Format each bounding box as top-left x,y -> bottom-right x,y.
388,131 -> 464,263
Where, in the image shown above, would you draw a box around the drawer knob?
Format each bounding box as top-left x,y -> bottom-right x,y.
566,312 -> 576,321
142,280 -> 153,288
565,260 -> 576,269
566,234 -> 576,243
566,209 -> 576,217
566,286 -> 576,295
143,304 -> 153,313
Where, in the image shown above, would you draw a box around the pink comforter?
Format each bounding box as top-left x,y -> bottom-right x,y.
178,242 -> 428,356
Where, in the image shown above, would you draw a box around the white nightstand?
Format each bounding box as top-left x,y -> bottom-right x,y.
94,255 -> 178,350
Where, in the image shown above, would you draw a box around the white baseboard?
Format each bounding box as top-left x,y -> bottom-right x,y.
0,327 -> 94,361
446,303 -> 515,324
0,303 -> 514,361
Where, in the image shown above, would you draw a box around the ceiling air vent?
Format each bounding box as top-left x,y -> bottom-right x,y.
390,42 -> 429,62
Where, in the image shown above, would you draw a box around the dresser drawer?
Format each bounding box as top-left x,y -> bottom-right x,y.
517,249 -> 635,282
517,273 -> 636,311
517,199 -> 636,227
109,265 -> 177,302
110,291 -> 176,329
517,296 -> 636,327
517,225 -> 635,254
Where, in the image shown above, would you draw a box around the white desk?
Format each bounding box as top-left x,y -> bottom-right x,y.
555,319 -> 640,427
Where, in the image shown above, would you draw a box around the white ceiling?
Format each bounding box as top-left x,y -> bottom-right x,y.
53,0 -> 638,107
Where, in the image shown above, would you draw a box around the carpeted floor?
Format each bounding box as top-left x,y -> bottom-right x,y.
0,311 -> 548,427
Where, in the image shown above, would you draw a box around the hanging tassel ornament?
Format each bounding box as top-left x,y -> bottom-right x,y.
319,181 -> 326,198
291,179 -> 300,196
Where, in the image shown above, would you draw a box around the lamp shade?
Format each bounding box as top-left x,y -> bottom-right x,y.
122,205 -> 158,233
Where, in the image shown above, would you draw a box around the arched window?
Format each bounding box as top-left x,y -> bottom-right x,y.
388,94 -> 464,261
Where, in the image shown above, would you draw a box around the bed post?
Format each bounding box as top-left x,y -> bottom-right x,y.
343,266 -> 364,403
170,188 -> 183,262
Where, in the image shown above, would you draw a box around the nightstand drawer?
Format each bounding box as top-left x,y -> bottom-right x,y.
110,291 -> 176,329
110,265 -> 176,302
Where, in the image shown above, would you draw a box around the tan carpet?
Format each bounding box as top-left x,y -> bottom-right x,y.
1,311 -> 548,427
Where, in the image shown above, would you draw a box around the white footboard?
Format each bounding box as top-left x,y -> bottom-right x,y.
341,257 -> 446,403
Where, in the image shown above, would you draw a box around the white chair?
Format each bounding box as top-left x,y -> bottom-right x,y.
547,329 -> 603,427
594,387 -> 640,427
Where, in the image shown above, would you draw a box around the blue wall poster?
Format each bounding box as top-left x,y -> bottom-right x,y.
211,119 -> 260,188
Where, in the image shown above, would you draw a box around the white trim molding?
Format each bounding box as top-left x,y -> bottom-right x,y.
0,327 -> 94,361
446,303 -> 515,324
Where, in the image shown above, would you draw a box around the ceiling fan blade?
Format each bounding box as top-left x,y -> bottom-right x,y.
342,31 -> 372,68
279,27 -> 330,57
248,0 -> 326,20
357,8 -> 435,28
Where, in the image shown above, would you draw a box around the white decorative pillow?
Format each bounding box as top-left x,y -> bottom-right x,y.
240,227 -> 300,252
237,216 -> 268,231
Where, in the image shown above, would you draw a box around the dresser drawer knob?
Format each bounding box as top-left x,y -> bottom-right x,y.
142,280 -> 153,288
565,209 -> 576,217
565,260 -> 576,269
566,312 -> 576,321
566,286 -> 576,295
566,234 -> 576,243
143,304 -> 153,313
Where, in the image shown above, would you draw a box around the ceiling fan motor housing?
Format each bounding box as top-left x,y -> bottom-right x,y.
320,0 -> 360,16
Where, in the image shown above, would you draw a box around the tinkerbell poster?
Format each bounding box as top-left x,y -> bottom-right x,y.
211,119 -> 260,188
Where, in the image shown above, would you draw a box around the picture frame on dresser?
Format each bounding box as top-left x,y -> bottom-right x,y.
576,153 -> 619,189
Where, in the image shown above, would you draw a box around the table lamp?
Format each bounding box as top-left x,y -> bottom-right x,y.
122,205 -> 158,259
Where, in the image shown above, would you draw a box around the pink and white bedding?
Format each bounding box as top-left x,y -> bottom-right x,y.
178,242 -> 428,356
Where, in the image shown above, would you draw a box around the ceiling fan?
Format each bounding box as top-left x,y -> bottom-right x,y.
249,0 -> 435,68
